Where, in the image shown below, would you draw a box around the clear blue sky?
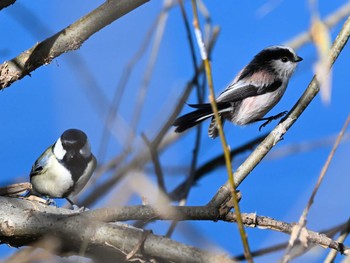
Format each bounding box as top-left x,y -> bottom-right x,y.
0,1 -> 349,262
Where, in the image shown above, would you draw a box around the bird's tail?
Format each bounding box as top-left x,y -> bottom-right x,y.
174,104 -> 213,133
173,103 -> 229,134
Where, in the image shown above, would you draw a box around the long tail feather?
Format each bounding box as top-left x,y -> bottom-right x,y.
174,107 -> 213,133
174,102 -> 230,133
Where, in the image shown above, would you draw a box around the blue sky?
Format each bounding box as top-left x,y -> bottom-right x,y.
1,1 -> 350,262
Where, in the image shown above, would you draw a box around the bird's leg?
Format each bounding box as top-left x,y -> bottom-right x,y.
66,197 -> 75,206
45,197 -> 57,206
258,111 -> 288,131
66,197 -> 89,211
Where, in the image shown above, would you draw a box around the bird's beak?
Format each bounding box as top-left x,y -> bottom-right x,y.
295,56 -> 303,62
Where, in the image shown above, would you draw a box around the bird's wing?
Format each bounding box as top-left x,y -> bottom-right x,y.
216,78 -> 282,103
30,147 -> 52,177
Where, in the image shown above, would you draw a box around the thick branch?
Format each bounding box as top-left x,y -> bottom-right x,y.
0,0 -> 149,89
0,197 -> 233,263
1,196 -> 348,260
83,207 -> 349,255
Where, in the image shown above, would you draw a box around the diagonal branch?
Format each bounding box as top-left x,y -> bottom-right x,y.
78,28 -> 220,208
209,15 -> 350,208
281,114 -> 350,262
0,0 -> 149,89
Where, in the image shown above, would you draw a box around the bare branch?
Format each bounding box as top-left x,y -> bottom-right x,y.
209,15 -> 350,209
324,219 -> 350,263
0,197 -> 234,263
79,28 -> 220,208
169,133 -> 267,201
0,0 -> 149,89
0,0 -> 15,11
83,205 -> 350,255
141,133 -> 166,194
282,114 -> 350,262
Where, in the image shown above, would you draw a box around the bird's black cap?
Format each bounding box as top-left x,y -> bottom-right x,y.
61,129 -> 87,149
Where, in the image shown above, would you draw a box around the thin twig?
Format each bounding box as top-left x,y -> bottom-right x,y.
165,0 -> 205,238
265,132 -> 350,161
141,133 -> 167,195
189,1 -> 252,261
98,15 -> 160,162
78,28 -> 220,208
169,133 -> 267,201
282,114 -> 350,262
128,0 -> 173,145
324,218 -> 350,263
233,220 -> 349,261
209,14 -> 350,212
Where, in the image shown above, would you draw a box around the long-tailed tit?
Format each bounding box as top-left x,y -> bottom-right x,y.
173,45 -> 302,138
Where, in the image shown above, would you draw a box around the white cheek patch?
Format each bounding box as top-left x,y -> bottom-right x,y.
53,138 -> 66,160
80,141 -> 91,158
273,60 -> 296,79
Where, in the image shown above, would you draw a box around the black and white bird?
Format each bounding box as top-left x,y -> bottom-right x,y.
29,129 -> 96,205
173,45 -> 302,138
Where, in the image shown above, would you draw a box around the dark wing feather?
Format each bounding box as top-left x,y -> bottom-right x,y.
30,147 -> 52,177
216,79 -> 282,103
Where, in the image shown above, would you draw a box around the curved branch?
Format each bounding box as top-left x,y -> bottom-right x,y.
0,0 -> 149,89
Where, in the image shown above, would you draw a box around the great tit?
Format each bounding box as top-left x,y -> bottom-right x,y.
29,129 -> 97,205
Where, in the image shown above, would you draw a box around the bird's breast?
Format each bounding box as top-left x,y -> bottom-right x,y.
232,84 -> 287,125
31,155 -> 73,198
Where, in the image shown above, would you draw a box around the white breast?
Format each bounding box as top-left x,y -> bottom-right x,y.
31,154 -> 73,198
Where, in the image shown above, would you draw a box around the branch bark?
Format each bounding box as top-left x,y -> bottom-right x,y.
1,196 -> 347,262
0,197 -> 234,263
0,0 -> 149,89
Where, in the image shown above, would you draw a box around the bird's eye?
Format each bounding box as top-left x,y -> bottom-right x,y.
281,57 -> 288,63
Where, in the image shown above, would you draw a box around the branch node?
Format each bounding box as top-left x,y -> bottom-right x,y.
218,191 -> 241,219
126,230 -> 153,261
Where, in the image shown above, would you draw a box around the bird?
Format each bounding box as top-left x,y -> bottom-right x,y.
29,129 -> 96,206
173,45 -> 303,138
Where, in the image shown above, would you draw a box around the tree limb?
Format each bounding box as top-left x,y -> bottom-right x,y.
1,195 -> 348,261
0,197 -> 234,263
208,15 -> 350,209
0,0 -> 149,89
0,0 -> 15,11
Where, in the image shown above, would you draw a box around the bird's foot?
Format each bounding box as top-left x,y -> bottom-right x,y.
46,198 -> 57,206
72,205 -> 89,212
258,111 -> 288,131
